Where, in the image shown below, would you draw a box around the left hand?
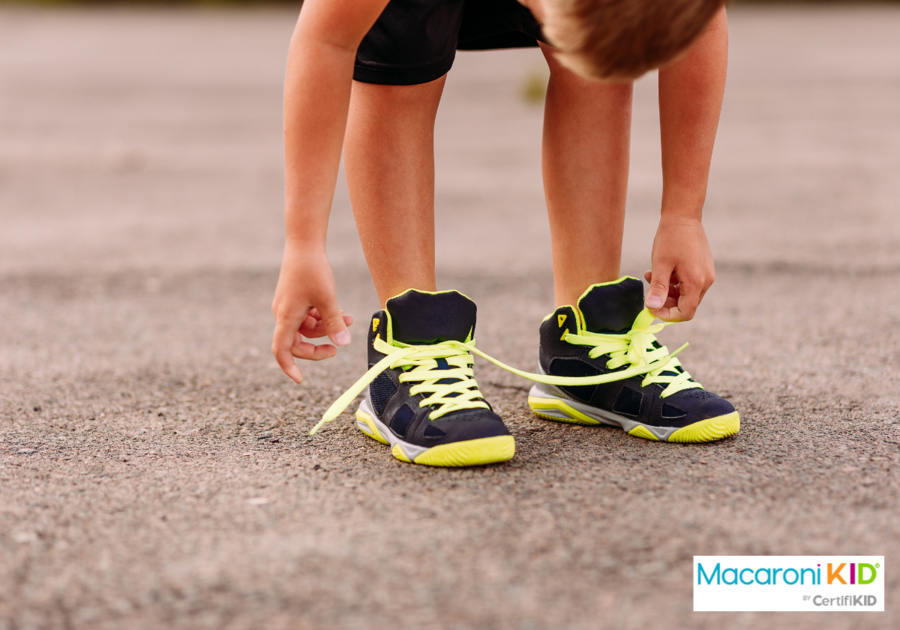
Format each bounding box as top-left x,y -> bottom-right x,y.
644,215 -> 715,322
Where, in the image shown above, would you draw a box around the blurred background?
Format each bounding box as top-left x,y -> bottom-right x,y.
2,2 -> 900,283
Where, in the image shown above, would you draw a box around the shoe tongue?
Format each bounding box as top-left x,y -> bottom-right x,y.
576,277 -> 645,333
385,290 -> 476,344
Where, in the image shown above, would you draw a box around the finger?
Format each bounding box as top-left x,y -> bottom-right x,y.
292,327 -> 340,352
291,340 -> 338,361
657,284 -> 701,323
668,282 -> 679,300
272,319 -> 305,384
698,275 -> 714,303
299,312 -> 354,339
646,270 -> 671,315
657,282 -> 679,311
306,308 -> 353,325
298,313 -> 320,336
318,300 -> 351,347
652,281 -> 682,321
645,263 -> 674,311
676,281 -> 702,321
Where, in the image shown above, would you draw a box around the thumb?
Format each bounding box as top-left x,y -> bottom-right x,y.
319,300 -> 351,347
645,265 -> 672,311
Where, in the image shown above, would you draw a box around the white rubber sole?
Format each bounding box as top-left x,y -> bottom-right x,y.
355,397 -> 515,466
527,383 -> 740,443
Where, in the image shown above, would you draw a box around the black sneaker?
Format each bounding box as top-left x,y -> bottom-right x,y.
527,277 -> 740,442
313,289 -> 515,466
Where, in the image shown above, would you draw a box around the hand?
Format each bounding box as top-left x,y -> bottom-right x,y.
271,244 -> 353,384
644,215 -> 714,322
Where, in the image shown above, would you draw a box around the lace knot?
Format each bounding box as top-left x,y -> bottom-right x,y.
570,309 -> 700,398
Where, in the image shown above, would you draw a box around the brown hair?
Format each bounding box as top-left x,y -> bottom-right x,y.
542,0 -> 725,81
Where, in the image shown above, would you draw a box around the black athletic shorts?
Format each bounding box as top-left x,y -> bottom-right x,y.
354,0 -> 546,86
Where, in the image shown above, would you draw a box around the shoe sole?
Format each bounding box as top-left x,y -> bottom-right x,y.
527,385 -> 739,443
355,398 -> 515,467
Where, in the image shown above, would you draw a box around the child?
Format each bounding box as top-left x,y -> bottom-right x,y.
272,0 -> 739,466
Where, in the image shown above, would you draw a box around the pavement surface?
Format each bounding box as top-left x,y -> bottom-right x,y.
1,5 -> 899,630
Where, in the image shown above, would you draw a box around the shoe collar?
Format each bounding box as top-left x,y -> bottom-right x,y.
573,276 -> 645,334
377,289 -> 477,346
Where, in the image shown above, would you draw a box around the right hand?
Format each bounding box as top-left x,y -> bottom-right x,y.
643,215 -> 714,322
271,244 -> 353,384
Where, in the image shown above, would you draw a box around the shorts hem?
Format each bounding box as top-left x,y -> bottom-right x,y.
353,53 -> 456,86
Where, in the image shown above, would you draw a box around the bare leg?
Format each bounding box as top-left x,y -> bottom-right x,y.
540,42 -> 634,308
344,76 -> 447,306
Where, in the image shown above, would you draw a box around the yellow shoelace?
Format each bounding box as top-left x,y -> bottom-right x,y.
310,310 -> 688,436
564,309 -> 702,398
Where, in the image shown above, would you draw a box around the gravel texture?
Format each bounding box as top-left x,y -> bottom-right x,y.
1,6 -> 899,630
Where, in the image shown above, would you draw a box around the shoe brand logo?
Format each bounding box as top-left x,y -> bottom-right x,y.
694,556 -> 884,612
373,318 -> 380,332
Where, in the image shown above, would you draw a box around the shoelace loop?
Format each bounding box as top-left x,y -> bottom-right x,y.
310,338 -> 488,435
564,309 -> 702,398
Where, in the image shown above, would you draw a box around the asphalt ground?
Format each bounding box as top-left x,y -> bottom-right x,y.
1,5 -> 899,629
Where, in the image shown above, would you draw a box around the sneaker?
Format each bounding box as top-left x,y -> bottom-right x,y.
312,289 -> 515,467
527,277 -> 740,442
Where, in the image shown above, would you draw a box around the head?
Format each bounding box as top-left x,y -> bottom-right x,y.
524,0 -> 725,81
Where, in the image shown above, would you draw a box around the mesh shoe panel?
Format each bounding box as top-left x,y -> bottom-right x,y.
612,387 -> 643,417
370,372 -> 397,415
549,357 -> 599,403
390,405 -> 414,438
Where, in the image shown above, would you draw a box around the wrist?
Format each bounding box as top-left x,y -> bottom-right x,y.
660,188 -> 706,221
284,233 -> 327,252
658,212 -> 703,228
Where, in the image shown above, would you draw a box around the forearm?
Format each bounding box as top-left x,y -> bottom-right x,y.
284,38 -> 355,248
282,0 -> 389,248
657,7 -> 728,221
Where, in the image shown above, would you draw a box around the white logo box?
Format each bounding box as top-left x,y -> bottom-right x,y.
694,556 -> 885,612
